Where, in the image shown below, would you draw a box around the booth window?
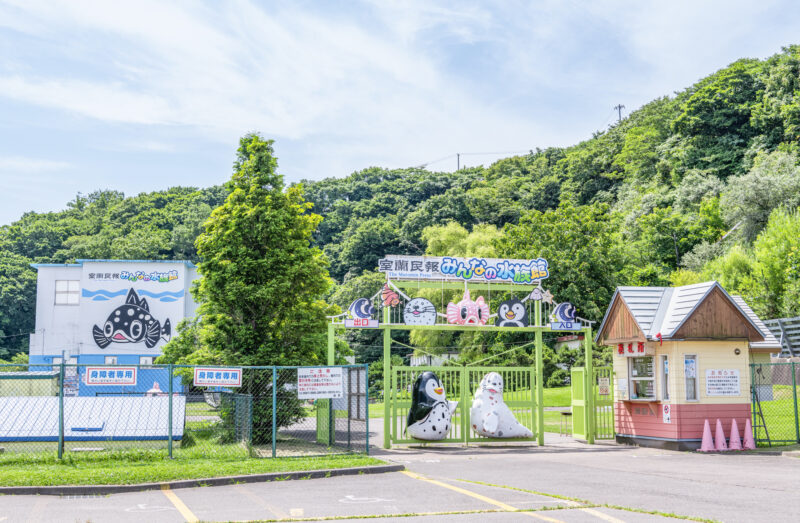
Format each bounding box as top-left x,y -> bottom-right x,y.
104,356 -> 118,365
684,354 -> 698,401
629,356 -> 655,400
139,356 -> 154,366
54,280 -> 80,305
661,355 -> 669,400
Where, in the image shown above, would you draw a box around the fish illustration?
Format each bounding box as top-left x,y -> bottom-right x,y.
92,288 -> 171,349
381,284 -> 400,307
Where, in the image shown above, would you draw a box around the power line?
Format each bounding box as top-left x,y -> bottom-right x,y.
417,150 -> 532,170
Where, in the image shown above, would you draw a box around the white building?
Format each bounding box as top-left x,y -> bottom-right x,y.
29,260 -> 198,367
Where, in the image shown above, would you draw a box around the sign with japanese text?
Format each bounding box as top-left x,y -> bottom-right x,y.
193,367 -> 243,387
344,318 -> 379,328
550,321 -> 582,331
85,366 -> 137,386
377,255 -> 549,284
598,377 -> 610,396
617,341 -> 654,357
705,369 -> 740,396
297,367 -> 344,399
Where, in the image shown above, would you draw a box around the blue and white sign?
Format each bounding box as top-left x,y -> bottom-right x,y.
378,255 -> 549,284
194,367 -> 243,387
85,366 -> 137,386
550,322 -> 583,331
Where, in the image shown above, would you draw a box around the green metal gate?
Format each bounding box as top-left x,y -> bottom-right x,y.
390,366 -> 537,444
571,366 -> 615,442
593,366 -> 615,439
571,367 -> 587,440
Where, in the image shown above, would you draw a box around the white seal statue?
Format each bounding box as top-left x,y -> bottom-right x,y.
470,372 -> 533,438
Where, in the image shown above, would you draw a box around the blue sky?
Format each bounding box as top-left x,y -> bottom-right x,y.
1,1 -> 799,225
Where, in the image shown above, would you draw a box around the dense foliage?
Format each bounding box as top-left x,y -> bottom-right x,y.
2,46 -> 800,378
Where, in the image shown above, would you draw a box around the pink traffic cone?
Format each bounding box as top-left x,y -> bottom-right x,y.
743,418 -> 756,450
715,419 -> 728,451
729,419 -> 742,450
699,419 -> 715,452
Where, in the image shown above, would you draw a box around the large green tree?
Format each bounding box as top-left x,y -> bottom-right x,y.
161,134 -> 333,366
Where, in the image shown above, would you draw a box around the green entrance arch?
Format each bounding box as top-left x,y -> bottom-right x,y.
327,275 -> 597,448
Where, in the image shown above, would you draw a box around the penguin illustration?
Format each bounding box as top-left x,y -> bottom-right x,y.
406,371 -> 458,440
470,372 -> 533,438
496,299 -> 529,327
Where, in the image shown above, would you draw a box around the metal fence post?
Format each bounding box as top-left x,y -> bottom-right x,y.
793,362 -> 799,444
365,363 -> 370,454
272,366 -> 277,458
168,364 -> 174,459
57,361 -> 65,459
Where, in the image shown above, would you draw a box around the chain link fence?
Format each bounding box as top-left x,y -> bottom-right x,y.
0,363 -> 368,460
751,362 -> 800,446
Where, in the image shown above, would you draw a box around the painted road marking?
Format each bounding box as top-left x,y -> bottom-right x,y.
401,471 -> 565,522
289,508 -> 304,516
578,508 -> 627,523
124,503 -> 173,513
234,484 -> 290,519
161,485 -> 199,522
339,495 -> 396,504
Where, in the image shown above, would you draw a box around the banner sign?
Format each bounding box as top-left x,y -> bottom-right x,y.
298,367 -> 344,399
194,367 -> 243,387
705,369 -> 740,396
344,318 -> 379,328
85,366 -> 137,386
378,255 -> 549,284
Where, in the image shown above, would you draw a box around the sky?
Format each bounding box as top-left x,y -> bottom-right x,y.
1,0 -> 799,225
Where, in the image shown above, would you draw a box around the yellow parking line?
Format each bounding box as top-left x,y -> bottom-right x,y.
401,471 -> 565,522
578,507 -> 626,523
161,485 -> 199,522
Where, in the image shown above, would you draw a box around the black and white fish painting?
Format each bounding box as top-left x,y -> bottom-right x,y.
92,288 -> 171,349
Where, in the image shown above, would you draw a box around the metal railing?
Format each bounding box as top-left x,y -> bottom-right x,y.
0,363 -> 368,460
751,362 -> 800,446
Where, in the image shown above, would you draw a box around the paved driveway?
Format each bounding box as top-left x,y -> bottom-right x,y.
3,434 -> 799,522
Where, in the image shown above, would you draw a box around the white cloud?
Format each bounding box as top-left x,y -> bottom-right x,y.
0,155 -> 70,172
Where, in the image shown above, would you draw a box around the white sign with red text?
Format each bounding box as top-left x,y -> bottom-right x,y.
298,367 -> 343,399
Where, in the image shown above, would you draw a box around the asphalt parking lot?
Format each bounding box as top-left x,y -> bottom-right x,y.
3,434 -> 799,522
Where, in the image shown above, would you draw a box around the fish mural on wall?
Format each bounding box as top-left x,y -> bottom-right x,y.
92,288 -> 171,349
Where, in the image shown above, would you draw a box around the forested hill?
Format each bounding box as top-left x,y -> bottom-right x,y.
2,45 -> 800,361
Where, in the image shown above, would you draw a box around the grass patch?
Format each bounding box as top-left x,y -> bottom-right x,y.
0,450 -> 383,486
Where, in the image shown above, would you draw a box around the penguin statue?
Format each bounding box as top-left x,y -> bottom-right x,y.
406,371 -> 458,440
470,372 -> 533,438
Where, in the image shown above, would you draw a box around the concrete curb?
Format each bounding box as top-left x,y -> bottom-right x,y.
0,463 -> 405,496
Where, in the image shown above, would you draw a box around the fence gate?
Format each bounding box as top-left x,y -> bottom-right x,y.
571,367 -> 587,440
593,366 -> 614,439
390,366 -> 537,445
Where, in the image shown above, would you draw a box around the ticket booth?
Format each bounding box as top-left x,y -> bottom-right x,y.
595,281 -> 780,450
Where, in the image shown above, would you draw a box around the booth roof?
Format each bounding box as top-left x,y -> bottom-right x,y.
595,281 -> 780,348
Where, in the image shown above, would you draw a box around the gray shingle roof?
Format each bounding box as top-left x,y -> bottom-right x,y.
597,281 -> 771,345
731,296 -> 781,349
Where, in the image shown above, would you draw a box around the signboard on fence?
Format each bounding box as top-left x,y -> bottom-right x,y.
85,366 -> 137,386
705,369 -> 740,396
598,377 -> 610,396
377,255 -> 549,284
193,367 -> 243,387
298,367 -> 344,399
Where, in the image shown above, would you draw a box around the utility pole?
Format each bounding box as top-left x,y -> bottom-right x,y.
456,153 -> 460,171
613,104 -> 625,123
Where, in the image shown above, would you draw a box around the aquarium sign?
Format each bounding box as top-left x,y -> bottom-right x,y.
378,255 -> 549,284
85,366 -> 137,386
194,367 -> 243,387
